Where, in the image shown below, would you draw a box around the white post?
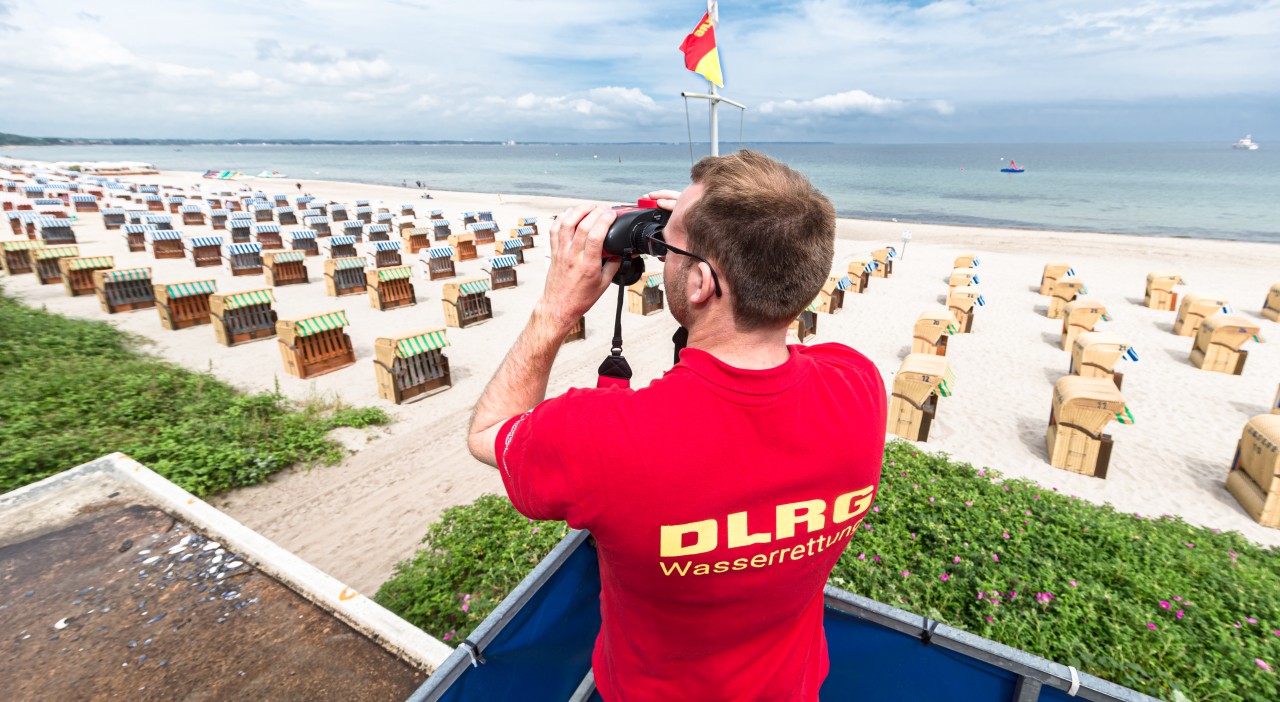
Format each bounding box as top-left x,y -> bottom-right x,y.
709,83 -> 720,157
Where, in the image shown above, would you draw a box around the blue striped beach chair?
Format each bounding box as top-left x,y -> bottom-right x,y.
188,235 -> 225,268
225,241 -> 264,276
421,245 -> 457,281
289,229 -> 319,256
485,254 -> 520,289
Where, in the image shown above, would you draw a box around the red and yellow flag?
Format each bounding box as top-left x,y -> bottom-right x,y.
679,12 -> 723,87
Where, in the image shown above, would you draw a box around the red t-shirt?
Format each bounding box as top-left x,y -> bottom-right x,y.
496,343 -> 886,701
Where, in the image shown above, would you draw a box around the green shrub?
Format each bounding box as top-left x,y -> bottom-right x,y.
378,443 -> 1280,700
0,288 -> 389,495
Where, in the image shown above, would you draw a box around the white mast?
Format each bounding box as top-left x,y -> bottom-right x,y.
681,1 -> 745,156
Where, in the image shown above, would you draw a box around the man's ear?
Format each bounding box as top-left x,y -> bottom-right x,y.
689,261 -> 716,304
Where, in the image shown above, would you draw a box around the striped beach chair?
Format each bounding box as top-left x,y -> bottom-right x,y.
166,196 -> 185,214
366,223 -> 392,242
325,235 -> 358,259
495,236 -> 526,264
816,274 -> 854,314
948,268 -> 979,289
442,277 -> 493,328
485,254 -> 520,290
95,267 -> 155,314
254,223 -> 283,250
371,240 -> 403,268
276,310 -> 356,379
517,216 -> 538,235
912,309 -> 959,356
512,225 -> 535,249
289,229 -> 319,256
1039,263 -> 1073,296
627,272 -> 664,316
145,214 -> 174,230
32,245 -> 80,284
71,193 -> 99,212
1173,294 -> 1231,336
355,206 -> 374,224
146,229 -> 185,259
421,246 -> 456,281
154,279 -> 218,330
276,206 -> 297,226
431,219 -> 451,241
209,209 -> 230,230
1047,376 -> 1131,478
122,223 -> 152,252
330,204 -> 349,222
374,329 -> 452,404
1070,332 -> 1136,389
404,226 -> 432,254
341,219 -> 365,241
1047,277 -> 1085,319
59,255 -> 114,297
253,204 -> 274,223
264,250 -> 309,286
1061,300 -> 1110,350
461,211 -> 478,228
1190,313 -> 1262,375
1,239 -> 42,275
181,204 -> 206,226
324,256 -> 368,297
468,221 -> 498,245
304,215 -> 331,237
946,286 -> 986,333
188,236 -> 224,268
40,218 -> 76,245
888,353 -> 956,441
870,246 -> 895,278
209,288 -> 277,346
399,203 -> 416,217
228,218 -> 252,243
225,242 -> 264,276
367,265 -> 416,311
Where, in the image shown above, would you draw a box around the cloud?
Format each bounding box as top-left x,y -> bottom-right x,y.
76,11 -> 101,22
760,90 -> 954,118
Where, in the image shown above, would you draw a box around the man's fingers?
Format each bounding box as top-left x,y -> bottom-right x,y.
581,207 -> 615,257
552,205 -> 592,257
599,257 -> 622,286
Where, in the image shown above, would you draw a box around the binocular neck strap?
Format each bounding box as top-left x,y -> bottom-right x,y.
596,284 -> 633,386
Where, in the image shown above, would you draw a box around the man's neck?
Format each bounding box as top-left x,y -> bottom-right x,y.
684,317 -> 792,370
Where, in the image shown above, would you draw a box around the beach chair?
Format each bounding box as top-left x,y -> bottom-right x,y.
225,242 -> 264,277
0,240 -> 41,275
399,203 -> 416,218
1261,283 -> 1280,322
305,215 -> 331,237
816,274 -> 854,314
1143,272 -> 1183,311
428,209 -> 445,222
146,214 -> 174,231
404,227 -> 432,254
1046,376 -> 1130,478
367,265 -> 416,311
870,246 -> 895,278
324,257 -> 368,297
324,235 -> 358,260
1061,299 -> 1109,350
154,279 -> 217,330
276,207 -> 297,226
374,329 -> 451,404
449,232 -> 477,262
1172,294 -> 1231,336
289,229 -> 319,256
94,267 -> 155,314
1039,263 -> 1074,296
71,194 -> 98,212
277,310 -> 356,379
120,223 -> 150,252
1225,415 -> 1280,528
421,246 -> 457,281
180,204 -> 205,226
485,255 -> 520,290
946,286 -> 985,333
954,255 -> 980,269
911,308 -> 960,356
366,223 -> 392,242
1069,332 -> 1136,389
228,218 -> 252,243
254,223 -> 283,250
845,258 -> 873,293
101,208 -> 126,230
426,219 -> 451,242
273,194 -> 289,208
371,240 -> 403,268
186,236 -> 223,268
341,219 -> 365,242
165,196 -> 184,214
510,226 -> 536,249
32,245 -> 79,284
461,211 -> 478,228
1189,313 -> 1261,375
468,221 -> 498,246
517,216 -> 539,236
329,204 -> 348,222
478,210 -> 496,227
263,250 -> 309,287
145,194 -> 165,212
146,229 -> 186,259
253,204 -> 274,223
888,353 -> 955,442
375,212 -> 395,227
355,206 -> 374,224
40,218 -> 76,245
20,212 -> 48,239
565,316 -> 586,344
1047,277 -> 1085,319
59,255 -> 114,297
209,288 -> 277,346
947,267 -> 979,289
442,277 -> 493,328
628,272 -> 665,316
495,237 -> 526,264
208,209 -> 229,230
787,298 -> 822,343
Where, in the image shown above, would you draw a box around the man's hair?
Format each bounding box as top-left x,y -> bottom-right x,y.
684,150 -> 835,331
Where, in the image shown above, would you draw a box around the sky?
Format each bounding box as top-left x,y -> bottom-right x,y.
0,0 -> 1277,143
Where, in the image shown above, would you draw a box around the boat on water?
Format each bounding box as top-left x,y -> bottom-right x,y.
1000,159 -> 1025,173
257,170 -> 287,178
1232,134 -> 1259,150
202,169 -> 249,180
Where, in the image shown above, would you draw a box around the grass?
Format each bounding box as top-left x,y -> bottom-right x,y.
0,286 -> 389,496
376,442 -> 1280,701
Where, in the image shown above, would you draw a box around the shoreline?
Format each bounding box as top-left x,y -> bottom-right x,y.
4,162 -> 1279,593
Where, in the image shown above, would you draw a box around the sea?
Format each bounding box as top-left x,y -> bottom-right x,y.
5,142 -> 1277,243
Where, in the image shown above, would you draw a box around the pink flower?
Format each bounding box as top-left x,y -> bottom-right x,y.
872,506 -> 880,513
461,602 -> 470,613
901,570 -> 910,577
985,616 -> 994,622
1069,581 -> 1078,587
1025,510 -> 1032,516
964,501 -> 973,506
911,533 -> 917,539
531,526 -> 540,534
1033,494 -> 1040,499
1186,542 -> 1195,548
1002,532 -> 1010,539
1147,623 -> 1157,631
1235,621 -> 1242,629
953,556 -> 961,564
1272,630 -> 1280,637
858,553 -> 866,560
873,556 -> 881,563
1174,596 -> 1183,601
977,470 -> 986,477
1229,551 -> 1238,563
977,592 -> 984,600
1035,592 -> 1054,604
1247,617 -> 1258,624
1257,659 -> 1272,672
889,461 -> 896,466
1176,610 -> 1184,620
992,554 -> 1000,563
940,574 -> 950,582
463,594 -> 471,601
913,483 -> 919,489
1160,601 -> 1170,609
443,629 -> 455,641
929,497 -> 935,503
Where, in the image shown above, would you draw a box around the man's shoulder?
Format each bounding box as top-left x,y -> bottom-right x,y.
797,342 -> 879,373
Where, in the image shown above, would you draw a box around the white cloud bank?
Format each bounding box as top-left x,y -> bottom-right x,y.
759,90 -> 955,118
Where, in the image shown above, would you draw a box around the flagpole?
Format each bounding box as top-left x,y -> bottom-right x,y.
709,83 -> 719,156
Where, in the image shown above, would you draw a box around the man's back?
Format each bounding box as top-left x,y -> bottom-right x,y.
497,343 -> 885,701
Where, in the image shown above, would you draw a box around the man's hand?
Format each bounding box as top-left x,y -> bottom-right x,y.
539,204 -> 621,332
644,189 -> 682,212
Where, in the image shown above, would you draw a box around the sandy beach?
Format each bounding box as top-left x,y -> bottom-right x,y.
4,162 -> 1279,595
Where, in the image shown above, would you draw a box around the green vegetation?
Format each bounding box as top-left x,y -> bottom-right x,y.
0,287 -> 389,495
0,132 -> 73,146
377,442 -> 1280,701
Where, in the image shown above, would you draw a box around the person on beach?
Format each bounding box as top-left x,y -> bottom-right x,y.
468,150 -> 886,702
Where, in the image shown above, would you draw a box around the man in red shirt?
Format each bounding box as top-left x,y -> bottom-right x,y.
468,151 -> 885,701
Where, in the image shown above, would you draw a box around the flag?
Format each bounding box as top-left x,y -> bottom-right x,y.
680,10 -> 724,87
